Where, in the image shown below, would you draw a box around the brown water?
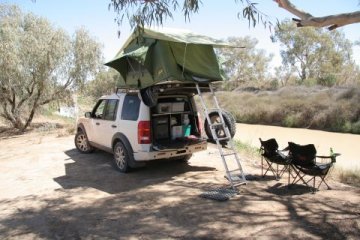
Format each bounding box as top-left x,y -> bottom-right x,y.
235,123 -> 360,171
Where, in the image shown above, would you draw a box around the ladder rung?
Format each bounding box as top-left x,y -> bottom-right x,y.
216,137 -> 230,141
211,122 -> 225,128
222,152 -> 236,157
228,168 -> 242,173
225,175 -> 247,183
233,181 -> 247,186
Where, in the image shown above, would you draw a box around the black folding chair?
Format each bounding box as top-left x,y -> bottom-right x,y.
259,138 -> 292,184
288,142 -> 339,192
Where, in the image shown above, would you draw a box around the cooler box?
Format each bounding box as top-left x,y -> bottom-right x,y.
172,102 -> 185,112
156,102 -> 172,113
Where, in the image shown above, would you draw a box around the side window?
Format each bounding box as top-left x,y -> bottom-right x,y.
121,94 -> 140,121
92,100 -> 106,119
103,99 -> 119,121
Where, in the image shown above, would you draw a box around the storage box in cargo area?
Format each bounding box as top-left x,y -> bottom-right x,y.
171,125 -> 183,140
172,102 -> 184,112
153,117 -> 169,140
156,103 -> 172,113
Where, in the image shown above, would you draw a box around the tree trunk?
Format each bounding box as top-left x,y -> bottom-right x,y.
22,106 -> 36,131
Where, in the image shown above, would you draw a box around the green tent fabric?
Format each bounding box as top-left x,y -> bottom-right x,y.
105,27 -> 239,89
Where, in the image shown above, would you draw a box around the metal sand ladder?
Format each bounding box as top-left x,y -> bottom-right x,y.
195,83 -> 247,189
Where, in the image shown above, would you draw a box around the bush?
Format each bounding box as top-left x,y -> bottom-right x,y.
214,86 -> 360,134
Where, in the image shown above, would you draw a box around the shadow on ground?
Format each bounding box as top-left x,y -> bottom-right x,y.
54,149 -> 216,194
0,148 -> 359,239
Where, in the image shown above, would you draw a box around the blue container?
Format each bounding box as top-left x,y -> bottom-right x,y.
183,125 -> 191,137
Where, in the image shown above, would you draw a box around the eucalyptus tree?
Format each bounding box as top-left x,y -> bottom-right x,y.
218,36 -> 272,88
274,20 -> 355,85
0,4 -> 103,130
108,0 -> 360,32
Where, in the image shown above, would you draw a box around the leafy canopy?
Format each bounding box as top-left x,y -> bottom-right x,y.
0,4 -> 103,130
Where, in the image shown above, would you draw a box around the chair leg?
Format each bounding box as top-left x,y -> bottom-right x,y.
278,165 -> 289,179
313,177 -> 316,193
262,159 -> 278,180
290,166 -> 301,185
292,171 -> 309,187
288,166 -> 290,186
317,176 -> 331,190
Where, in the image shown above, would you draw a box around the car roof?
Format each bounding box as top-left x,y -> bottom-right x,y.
99,93 -> 122,100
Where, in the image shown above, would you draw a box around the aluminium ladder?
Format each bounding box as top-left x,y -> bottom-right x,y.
196,83 -> 247,189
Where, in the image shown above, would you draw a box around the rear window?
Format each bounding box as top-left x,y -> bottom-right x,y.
121,94 -> 140,121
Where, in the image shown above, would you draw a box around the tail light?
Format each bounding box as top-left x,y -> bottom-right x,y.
138,121 -> 151,144
196,113 -> 202,136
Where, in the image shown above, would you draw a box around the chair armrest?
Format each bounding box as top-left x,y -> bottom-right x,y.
316,153 -> 340,163
317,153 -> 340,158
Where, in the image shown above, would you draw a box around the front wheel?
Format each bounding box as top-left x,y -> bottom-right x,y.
113,142 -> 131,173
74,131 -> 93,153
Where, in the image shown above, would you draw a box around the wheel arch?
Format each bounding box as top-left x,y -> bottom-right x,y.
112,133 -> 144,168
112,133 -> 133,152
77,123 -> 86,134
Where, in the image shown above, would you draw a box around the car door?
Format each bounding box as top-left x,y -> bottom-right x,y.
86,99 -> 107,142
96,99 -> 120,148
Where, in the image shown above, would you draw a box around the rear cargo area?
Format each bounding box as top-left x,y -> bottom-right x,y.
151,95 -> 204,150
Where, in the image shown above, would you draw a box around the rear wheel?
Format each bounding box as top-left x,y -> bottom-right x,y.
74,131 -> 93,153
204,110 -> 236,144
113,142 -> 131,173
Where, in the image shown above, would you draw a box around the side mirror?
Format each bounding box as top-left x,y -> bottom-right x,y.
85,112 -> 92,118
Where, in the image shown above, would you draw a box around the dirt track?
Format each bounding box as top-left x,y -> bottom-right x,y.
0,131 -> 359,239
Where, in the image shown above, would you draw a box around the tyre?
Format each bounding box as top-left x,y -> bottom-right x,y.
204,110 -> 236,144
74,131 -> 93,153
113,141 -> 131,173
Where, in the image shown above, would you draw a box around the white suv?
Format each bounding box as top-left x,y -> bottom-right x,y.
75,83 -> 207,172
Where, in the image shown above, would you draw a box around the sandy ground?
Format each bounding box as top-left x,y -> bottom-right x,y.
0,129 -> 359,239
235,123 -> 360,171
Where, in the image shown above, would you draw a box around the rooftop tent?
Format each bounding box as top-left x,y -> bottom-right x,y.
105,27 -> 238,89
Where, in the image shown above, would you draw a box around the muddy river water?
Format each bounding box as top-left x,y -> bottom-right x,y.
235,123 -> 360,171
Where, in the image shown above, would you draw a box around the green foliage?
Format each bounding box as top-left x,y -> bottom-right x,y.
274,20 -> 358,86
0,4 -> 103,130
217,36 -> 273,89
234,140 -> 259,157
109,0 -> 272,35
85,68 -> 123,100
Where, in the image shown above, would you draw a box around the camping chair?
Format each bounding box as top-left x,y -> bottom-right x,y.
259,138 -> 292,184
288,142 -> 339,192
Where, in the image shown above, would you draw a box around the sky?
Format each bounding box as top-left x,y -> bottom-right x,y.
2,0 -> 360,72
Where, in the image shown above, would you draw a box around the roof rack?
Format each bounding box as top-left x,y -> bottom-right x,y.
115,87 -> 139,94
115,82 -> 212,95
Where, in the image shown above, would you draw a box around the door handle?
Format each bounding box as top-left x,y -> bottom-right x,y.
111,125 -> 117,128
96,122 -> 100,126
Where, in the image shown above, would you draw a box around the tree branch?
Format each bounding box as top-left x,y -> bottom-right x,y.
275,0 -> 360,30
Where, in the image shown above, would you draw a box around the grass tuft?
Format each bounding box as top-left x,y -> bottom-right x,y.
334,167 -> 360,187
